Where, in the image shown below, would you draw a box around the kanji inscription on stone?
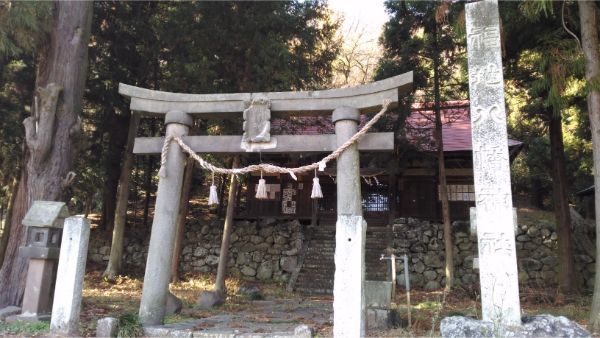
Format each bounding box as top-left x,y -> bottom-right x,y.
243,96 -> 271,143
466,0 -> 521,326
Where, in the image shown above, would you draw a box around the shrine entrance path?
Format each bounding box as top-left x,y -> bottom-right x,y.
145,298 -> 333,337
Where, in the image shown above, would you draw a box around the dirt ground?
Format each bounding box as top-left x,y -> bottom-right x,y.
0,264 -> 591,337
71,265 -> 592,337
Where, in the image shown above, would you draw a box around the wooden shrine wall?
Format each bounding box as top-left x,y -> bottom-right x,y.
238,174 -> 392,226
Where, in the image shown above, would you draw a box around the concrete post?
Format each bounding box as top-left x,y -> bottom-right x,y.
139,111 -> 192,325
332,107 -> 366,338
50,216 -> 91,335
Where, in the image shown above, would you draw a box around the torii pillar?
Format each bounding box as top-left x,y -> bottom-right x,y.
333,107 -> 367,337
139,111 -> 192,325
118,72 -> 413,328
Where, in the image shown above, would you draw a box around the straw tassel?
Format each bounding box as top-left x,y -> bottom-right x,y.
256,171 -> 268,199
208,172 -> 219,205
311,171 -> 323,199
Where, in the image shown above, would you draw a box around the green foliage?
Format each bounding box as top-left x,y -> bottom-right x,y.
117,313 -> 144,338
0,1 -> 45,212
0,1 -> 52,60
0,57 -> 35,210
0,320 -> 50,335
377,0 -> 467,101
155,1 -> 339,93
519,0 -> 555,20
502,0 -> 593,205
376,0 -> 468,158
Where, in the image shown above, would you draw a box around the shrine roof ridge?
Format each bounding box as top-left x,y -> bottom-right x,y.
118,72 -> 413,117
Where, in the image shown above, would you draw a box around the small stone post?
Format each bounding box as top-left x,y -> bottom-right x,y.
139,111 -> 192,325
466,0 -> 521,326
332,106 -> 367,338
50,216 -> 91,335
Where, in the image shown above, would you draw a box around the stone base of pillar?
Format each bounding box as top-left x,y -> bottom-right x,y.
6,314 -> 51,322
333,215 -> 367,338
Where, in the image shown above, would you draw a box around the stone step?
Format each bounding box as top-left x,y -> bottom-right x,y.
295,287 -> 332,295
295,229 -> 395,294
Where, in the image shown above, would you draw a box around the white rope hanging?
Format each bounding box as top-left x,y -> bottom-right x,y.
208,172 -> 219,205
256,171 -> 268,199
311,169 -> 323,199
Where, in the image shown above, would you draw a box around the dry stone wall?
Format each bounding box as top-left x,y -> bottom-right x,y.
88,216 -> 595,290
88,218 -> 303,283
390,218 -> 595,290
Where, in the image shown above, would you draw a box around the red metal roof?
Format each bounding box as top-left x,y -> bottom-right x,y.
271,100 -> 522,152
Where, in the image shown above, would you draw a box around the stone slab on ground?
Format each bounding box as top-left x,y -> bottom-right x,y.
144,299 -> 329,337
144,323 -> 312,338
96,317 -> 118,337
366,308 -> 390,331
365,281 -> 392,309
167,292 -> 183,314
196,290 -> 224,310
440,315 -> 590,338
0,306 -> 21,321
5,313 -> 51,322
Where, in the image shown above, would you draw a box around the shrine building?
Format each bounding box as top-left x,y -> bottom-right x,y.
236,100 -> 523,225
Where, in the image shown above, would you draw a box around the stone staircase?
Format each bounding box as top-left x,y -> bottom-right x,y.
294,225 -> 390,295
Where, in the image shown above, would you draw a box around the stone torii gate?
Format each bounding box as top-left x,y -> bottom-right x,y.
119,72 -> 413,336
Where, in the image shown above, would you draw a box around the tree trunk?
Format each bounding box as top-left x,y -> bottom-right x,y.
171,158 -> 195,283
142,119 -> 157,228
214,156 -> 240,297
579,0 -> 600,332
0,1 -> 92,307
217,177 -> 227,217
84,194 -> 92,218
142,155 -> 153,227
0,177 -> 19,267
103,112 -> 141,279
432,23 -> 454,290
549,114 -> 575,294
530,177 -> 545,209
101,121 -> 125,231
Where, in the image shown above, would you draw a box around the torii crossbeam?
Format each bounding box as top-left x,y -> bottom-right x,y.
119,72 -> 413,337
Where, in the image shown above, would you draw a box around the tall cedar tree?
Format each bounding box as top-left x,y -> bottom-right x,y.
0,1 -> 92,307
501,0 -> 585,294
376,0 -> 467,289
0,2 -> 52,265
580,0 -> 600,332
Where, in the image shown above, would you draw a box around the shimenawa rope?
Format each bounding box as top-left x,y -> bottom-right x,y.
158,99 -> 392,179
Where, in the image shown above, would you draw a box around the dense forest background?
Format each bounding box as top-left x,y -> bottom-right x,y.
0,1 -> 594,225
0,0 -> 598,306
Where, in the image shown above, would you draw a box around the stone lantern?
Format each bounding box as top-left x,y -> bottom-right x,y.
12,201 -> 69,321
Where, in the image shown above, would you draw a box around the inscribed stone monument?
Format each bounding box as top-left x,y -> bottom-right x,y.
243,96 -> 271,143
466,0 -> 521,326
242,96 -> 276,151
